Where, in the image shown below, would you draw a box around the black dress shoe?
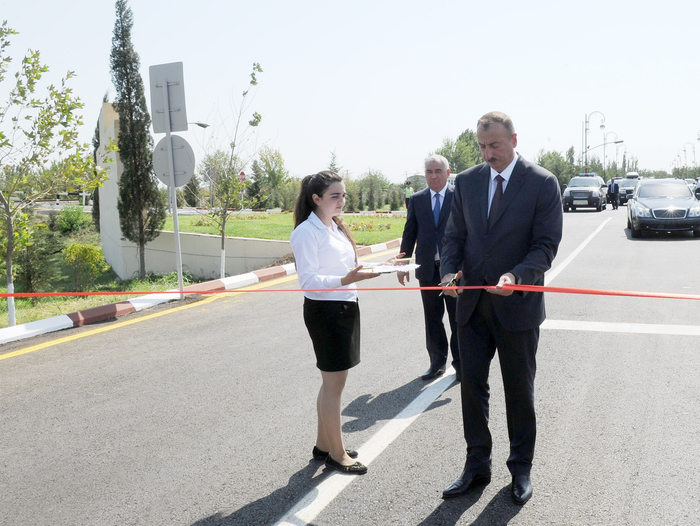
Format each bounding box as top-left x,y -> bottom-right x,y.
312,446 -> 358,461
511,475 -> 532,504
421,365 -> 446,381
442,471 -> 491,498
325,456 -> 367,474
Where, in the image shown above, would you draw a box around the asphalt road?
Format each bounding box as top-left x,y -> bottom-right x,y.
1,207 -> 699,526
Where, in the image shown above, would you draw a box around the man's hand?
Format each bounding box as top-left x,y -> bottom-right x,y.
440,271 -> 462,297
488,272 -> 516,296
397,271 -> 409,286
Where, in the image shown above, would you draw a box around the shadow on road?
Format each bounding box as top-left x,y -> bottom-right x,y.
190,462 -> 328,526
341,377 -> 455,433
417,485 -> 521,525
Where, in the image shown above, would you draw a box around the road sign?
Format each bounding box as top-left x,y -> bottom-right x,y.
153,135 -> 195,187
149,62 -> 188,133
239,171 -> 246,183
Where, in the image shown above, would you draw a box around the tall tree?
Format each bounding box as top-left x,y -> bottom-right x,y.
0,21 -> 105,326
433,128 -> 481,173
200,62 -> 262,278
110,0 -> 166,279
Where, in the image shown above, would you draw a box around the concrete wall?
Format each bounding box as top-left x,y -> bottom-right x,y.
96,104 -> 291,280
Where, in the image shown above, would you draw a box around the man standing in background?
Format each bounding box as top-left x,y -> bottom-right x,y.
398,155 -> 459,381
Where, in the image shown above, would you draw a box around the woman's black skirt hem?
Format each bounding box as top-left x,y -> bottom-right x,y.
303,298 -> 360,372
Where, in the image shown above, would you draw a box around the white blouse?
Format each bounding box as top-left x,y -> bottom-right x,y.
289,211 -> 358,301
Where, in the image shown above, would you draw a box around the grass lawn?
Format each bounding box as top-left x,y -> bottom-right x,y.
164,212 -> 405,246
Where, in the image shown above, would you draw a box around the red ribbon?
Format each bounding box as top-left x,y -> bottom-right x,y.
2,284 -> 699,301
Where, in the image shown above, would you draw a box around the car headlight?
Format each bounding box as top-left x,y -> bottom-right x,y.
632,202 -> 651,218
688,206 -> 700,217
591,190 -> 600,197
563,189 -> 570,197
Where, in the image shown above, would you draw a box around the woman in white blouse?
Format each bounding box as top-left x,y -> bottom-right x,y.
290,171 -> 380,475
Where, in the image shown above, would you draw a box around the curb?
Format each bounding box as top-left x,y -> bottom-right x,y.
0,238 -> 401,345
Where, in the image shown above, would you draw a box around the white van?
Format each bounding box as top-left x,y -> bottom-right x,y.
625,171 -> 640,179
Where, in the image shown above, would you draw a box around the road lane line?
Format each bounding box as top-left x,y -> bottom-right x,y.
543,319 -> 700,336
274,369 -> 457,526
545,217 -> 611,285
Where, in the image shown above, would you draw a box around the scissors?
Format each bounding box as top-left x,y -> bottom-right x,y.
438,273 -> 459,297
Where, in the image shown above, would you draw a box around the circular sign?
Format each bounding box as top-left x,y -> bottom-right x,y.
153,135 -> 195,187
239,171 -> 246,183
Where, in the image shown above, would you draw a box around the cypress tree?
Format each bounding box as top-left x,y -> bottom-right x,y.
110,0 -> 165,278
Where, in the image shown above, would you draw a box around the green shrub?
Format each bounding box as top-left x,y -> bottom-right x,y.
57,205 -> 91,233
63,243 -> 109,292
15,224 -> 64,294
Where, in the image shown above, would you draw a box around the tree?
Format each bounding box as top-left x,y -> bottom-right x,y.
328,149 -> 343,174
433,128 -> 481,173
110,0 -> 166,279
0,21 -> 105,325
358,170 -> 390,211
200,62 -> 262,278
246,145 -> 289,208
182,174 -> 200,207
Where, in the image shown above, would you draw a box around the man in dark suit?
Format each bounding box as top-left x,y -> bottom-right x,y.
439,112 -> 563,505
398,155 -> 459,381
608,179 -> 619,209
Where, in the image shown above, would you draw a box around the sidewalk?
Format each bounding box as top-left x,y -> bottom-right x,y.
0,239 -> 401,345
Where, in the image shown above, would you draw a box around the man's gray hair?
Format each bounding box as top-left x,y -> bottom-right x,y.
424,154 -> 450,171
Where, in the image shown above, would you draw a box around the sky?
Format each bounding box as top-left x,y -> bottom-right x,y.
3,1 -> 700,183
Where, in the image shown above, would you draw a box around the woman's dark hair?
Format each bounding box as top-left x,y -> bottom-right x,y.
293,170 -> 357,255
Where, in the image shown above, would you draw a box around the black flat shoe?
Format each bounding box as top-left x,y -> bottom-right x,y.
325,456 -> 367,474
312,446 -> 359,461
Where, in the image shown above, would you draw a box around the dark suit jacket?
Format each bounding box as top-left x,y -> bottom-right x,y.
440,156 -> 563,332
400,185 -> 454,282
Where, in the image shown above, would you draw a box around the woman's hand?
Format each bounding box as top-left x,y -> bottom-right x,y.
341,265 -> 381,286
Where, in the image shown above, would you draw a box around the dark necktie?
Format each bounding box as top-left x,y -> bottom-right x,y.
433,192 -> 441,227
488,175 -> 504,229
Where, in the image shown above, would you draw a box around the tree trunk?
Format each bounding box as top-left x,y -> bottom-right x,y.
138,213 -> 146,280
220,213 -> 227,279
4,204 -> 16,327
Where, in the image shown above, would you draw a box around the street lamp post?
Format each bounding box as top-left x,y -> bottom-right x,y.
616,144 -> 627,173
683,142 -> 695,170
584,111 -> 606,172
603,131 -> 618,179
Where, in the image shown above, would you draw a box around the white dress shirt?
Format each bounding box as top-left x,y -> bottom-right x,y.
289,211 -> 358,302
487,153 -> 519,216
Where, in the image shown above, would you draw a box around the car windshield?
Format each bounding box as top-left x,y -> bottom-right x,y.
568,178 -> 598,188
619,180 -> 637,188
638,184 -> 692,199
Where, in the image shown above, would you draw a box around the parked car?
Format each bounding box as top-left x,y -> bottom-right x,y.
626,179 -> 700,238
562,174 -> 607,212
618,178 -> 639,205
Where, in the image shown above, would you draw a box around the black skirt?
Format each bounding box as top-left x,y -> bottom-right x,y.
303,298 -> 361,372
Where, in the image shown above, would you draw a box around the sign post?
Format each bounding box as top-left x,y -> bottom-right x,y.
149,62 -> 193,301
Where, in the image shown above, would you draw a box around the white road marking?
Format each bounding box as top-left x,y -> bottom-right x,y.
545,217 -> 611,286
543,319 -> 700,336
274,370 -> 457,526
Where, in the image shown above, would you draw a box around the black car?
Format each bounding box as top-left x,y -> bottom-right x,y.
626,179 -> 700,238
617,179 -> 638,205
562,175 -> 607,212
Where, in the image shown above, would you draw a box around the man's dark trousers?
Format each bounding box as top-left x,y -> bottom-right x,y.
458,291 -> 538,477
419,260 -> 459,371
